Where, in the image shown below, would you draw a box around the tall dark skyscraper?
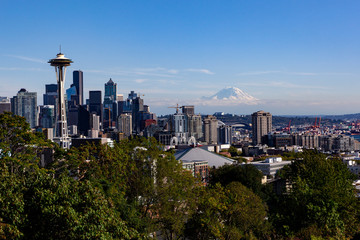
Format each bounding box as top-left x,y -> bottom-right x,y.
104,78 -> 117,100
89,90 -> 102,121
72,70 -> 83,105
132,96 -> 144,134
43,84 -> 58,106
103,79 -> 117,129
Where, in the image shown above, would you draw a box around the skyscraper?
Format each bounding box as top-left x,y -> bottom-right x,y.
188,114 -> 203,141
72,70 -> 83,106
11,88 -> 37,128
103,79 -> 117,129
132,96 -> 144,134
117,113 -> 132,137
38,105 -> 55,128
89,90 -> 102,120
104,78 -> 117,100
43,84 -> 57,106
182,105 -> 195,115
203,115 -> 218,145
251,110 -> 272,145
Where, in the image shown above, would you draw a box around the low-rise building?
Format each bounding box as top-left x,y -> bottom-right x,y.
249,157 -> 292,177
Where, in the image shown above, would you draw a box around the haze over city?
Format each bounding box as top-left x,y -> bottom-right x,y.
1,0 -> 360,115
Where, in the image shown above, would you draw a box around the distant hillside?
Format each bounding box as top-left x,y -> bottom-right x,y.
215,114 -> 342,127
161,112 -> 355,127
320,113 -> 360,121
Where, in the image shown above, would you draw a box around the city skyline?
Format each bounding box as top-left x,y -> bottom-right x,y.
1,1 -> 360,115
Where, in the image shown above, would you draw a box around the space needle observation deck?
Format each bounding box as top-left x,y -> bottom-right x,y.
48,52 -> 73,149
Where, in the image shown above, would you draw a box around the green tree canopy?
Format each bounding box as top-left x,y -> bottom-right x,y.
185,182 -> 269,240
272,152 -> 360,238
0,112 -> 53,174
209,163 -> 272,201
0,166 -> 141,239
52,137 -> 199,239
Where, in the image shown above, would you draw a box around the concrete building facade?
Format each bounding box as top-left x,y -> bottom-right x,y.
11,88 -> 37,128
252,110 -> 272,145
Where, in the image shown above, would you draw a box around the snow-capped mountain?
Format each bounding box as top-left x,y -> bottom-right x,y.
203,87 -> 258,104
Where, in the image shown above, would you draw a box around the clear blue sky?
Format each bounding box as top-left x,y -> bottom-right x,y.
1,0 -> 360,115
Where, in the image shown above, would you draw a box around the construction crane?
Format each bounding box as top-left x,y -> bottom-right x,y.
287,120 -> 291,133
283,120 -> 291,133
168,104 -> 183,114
313,116 -> 321,128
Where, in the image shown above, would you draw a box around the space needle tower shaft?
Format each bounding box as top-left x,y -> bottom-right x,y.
48,52 -> 73,149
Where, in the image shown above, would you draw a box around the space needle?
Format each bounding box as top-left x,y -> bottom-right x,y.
48,50 -> 73,149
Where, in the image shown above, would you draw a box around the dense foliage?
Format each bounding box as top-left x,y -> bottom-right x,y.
272,152 -> 360,239
0,112 -> 359,239
185,182 -> 269,240
209,163 -> 273,201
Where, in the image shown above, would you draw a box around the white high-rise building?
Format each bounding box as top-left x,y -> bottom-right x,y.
117,113 -> 132,137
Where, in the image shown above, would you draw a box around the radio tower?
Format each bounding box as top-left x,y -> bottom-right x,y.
48,50 -> 73,149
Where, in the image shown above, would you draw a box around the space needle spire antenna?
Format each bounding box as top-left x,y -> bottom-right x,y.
48,50 -> 73,149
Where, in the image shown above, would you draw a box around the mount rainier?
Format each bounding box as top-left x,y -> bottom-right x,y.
202,87 -> 258,104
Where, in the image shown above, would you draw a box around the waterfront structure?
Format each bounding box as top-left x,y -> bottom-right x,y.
48,52 -> 73,148
252,110 -> 272,145
11,89 -> 37,128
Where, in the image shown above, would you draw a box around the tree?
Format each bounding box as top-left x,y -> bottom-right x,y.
272,152 -> 360,238
53,137 -> 199,239
0,113 -> 142,239
150,153 -> 198,240
228,146 -> 240,157
0,112 -> 53,174
185,182 -> 270,240
209,163 -> 272,201
0,167 -> 141,239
